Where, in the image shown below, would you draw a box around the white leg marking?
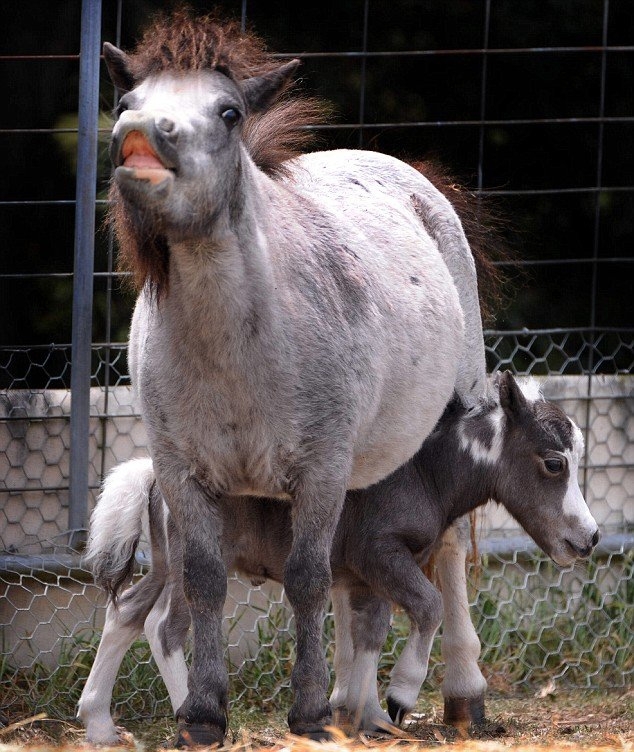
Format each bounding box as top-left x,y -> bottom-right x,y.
437,524 -> 487,700
330,589 -> 354,709
144,594 -> 189,712
387,623 -> 438,712
346,649 -> 391,729
77,603 -> 141,744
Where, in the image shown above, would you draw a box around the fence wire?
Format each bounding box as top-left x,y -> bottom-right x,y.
1,0 -> 633,727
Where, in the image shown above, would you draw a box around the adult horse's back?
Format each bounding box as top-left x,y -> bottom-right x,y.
104,11 -> 477,745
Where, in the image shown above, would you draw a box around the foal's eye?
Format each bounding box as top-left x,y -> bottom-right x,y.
220,108 -> 241,128
544,457 -> 564,474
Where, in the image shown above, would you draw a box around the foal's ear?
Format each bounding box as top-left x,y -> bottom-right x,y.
498,370 -> 528,420
103,42 -> 135,93
242,59 -> 300,114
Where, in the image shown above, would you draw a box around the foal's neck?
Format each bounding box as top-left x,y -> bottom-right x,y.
422,400 -> 503,523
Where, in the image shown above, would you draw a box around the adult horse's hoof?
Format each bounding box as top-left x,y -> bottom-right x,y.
173,721 -> 225,748
443,694 -> 486,726
288,716 -> 333,741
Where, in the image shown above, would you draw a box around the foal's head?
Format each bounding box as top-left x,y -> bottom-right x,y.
469,372 -> 599,566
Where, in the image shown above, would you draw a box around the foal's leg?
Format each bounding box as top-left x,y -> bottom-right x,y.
436,519 -> 487,725
161,477 -> 228,748
345,590 -> 393,732
77,574 -> 163,744
144,584 -> 190,715
285,475 -> 347,738
376,552 -> 443,725
329,588 -> 354,713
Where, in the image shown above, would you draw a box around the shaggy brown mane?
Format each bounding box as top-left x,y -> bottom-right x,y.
127,8 -> 276,82
111,8 -> 331,295
124,7 -> 329,176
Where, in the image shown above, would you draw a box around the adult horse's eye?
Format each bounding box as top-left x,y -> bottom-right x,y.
221,108 -> 241,128
544,457 -> 564,474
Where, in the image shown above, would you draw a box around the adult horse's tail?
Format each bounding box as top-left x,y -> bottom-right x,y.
410,160 -> 508,404
84,457 -> 155,600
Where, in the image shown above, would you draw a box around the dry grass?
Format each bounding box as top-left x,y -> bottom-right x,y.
0,690 -> 631,752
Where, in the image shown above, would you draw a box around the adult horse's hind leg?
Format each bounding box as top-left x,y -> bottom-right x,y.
285,474 -> 347,739
77,573 -> 164,744
437,518 -> 487,725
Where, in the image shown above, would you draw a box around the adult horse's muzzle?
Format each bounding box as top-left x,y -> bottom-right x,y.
110,114 -> 178,194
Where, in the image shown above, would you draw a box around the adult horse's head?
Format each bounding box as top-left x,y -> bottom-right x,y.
104,42 -> 298,225
492,372 -> 600,566
102,11 -> 306,294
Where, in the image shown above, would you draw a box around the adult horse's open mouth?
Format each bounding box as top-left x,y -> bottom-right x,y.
112,128 -> 175,194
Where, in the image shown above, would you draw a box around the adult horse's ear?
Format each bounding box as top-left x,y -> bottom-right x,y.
103,42 -> 135,93
498,370 -> 528,421
242,59 -> 300,114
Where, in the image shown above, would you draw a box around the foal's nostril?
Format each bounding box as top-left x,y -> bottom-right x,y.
158,117 -> 176,134
591,529 -> 600,547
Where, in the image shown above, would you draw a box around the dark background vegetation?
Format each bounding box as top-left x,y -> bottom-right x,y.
1,1 -> 632,359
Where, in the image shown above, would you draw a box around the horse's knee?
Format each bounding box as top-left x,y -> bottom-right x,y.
182,544 -> 226,606
419,582 -> 443,632
283,551 -> 331,611
350,596 -> 392,653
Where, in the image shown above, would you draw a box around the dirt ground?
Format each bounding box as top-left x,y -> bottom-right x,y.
0,690 -> 631,751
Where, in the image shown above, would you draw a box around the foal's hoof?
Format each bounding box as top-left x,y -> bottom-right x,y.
443,694 -> 486,727
173,721 -> 225,748
386,697 -> 409,726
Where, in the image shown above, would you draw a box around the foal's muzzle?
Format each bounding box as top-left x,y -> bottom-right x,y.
566,528 -> 600,559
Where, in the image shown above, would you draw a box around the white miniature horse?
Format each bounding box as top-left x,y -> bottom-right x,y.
78,373 -> 599,744
102,10 -> 494,743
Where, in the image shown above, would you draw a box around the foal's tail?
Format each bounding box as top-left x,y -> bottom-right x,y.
84,457 -> 155,601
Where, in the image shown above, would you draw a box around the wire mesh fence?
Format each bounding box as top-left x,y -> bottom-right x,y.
1,0 -> 633,727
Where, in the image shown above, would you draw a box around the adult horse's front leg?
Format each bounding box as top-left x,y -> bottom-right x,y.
162,477 -> 228,748
285,477 -> 346,738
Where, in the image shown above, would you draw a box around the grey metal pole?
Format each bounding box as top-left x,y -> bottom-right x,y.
69,0 -> 102,548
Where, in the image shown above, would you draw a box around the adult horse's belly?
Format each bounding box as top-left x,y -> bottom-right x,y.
343,245 -> 464,489
347,302 -> 463,489
291,157 -> 466,490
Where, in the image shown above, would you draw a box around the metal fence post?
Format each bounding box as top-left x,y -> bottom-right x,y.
69,0 -> 102,548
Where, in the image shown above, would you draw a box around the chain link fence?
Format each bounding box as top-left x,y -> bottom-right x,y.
1,0 -> 633,727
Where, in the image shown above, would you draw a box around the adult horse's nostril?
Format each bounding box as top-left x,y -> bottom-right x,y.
591,529 -> 600,547
158,117 -> 176,134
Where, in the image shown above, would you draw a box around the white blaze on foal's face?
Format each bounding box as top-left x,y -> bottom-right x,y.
561,419 -> 596,533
